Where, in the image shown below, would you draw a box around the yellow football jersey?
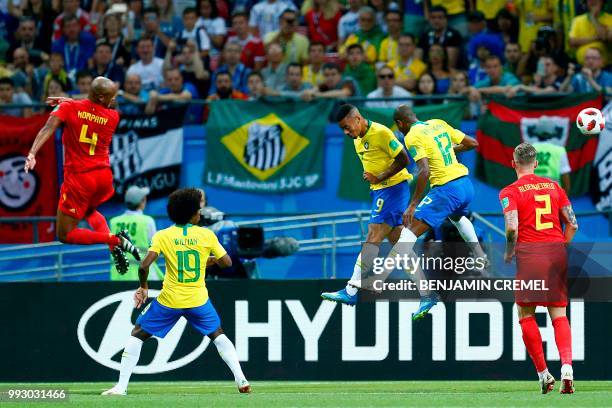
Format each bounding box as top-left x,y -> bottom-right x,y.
404,119 -> 468,187
150,224 -> 227,309
354,121 -> 412,190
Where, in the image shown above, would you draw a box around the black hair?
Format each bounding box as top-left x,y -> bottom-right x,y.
287,62 -> 302,71
336,104 -> 356,122
197,0 -> 219,18
0,77 -> 14,87
248,71 -> 264,81
76,69 -> 93,81
143,6 -> 160,16
385,9 -> 402,19
429,5 -> 448,16
280,8 -> 297,19
183,6 -> 197,16
167,188 -> 202,225
308,41 -> 325,51
346,43 -> 364,53
62,13 -> 79,26
322,62 -> 341,72
398,33 -> 416,43
216,71 -> 232,80
96,41 -> 112,51
231,10 -> 249,20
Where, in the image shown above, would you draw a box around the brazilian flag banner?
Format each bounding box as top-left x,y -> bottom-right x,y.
338,101 -> 467,201
205,100 -> 334,193
476,93 -> 603,196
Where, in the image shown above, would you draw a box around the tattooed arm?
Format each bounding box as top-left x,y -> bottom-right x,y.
560,205 -> 578,243
503,210 -> 518,263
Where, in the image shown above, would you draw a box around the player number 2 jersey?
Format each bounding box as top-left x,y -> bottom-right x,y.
51,99 -> 120,174
404,119 -> 469,187
150,224 -> 227,308
499,174 -> 570,243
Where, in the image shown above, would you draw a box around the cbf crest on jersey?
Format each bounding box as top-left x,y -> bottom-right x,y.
205,100 -> 334,192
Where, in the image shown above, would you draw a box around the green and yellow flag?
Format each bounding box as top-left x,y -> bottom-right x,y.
205,100 -> 334,192
338,101 -> 467,201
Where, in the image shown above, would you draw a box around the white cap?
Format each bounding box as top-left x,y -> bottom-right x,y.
125,186 -> 150,205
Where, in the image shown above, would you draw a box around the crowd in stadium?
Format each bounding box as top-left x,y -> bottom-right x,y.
0,0 -> 609,119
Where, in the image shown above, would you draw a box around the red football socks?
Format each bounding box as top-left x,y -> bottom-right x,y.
86,211 -> 110,234
64,228 -> 121,247
519,316 -> 547,372
552,316 -> 572,366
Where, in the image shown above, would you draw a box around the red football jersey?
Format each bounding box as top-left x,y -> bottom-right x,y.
51,99 -> 120,174
499,174 -> 571,243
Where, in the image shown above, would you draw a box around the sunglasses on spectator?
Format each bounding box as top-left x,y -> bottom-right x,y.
284,18 -> 296,24
378,74 -> 394,79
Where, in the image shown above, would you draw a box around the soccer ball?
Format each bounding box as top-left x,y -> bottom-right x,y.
576,108 -> 605,135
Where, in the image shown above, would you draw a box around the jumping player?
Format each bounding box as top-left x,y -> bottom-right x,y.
321,104 -> 412,305
392,104 -> 486,320
500,143 -> 578,394
102,188 -> 250,395
23,77 -> 140,272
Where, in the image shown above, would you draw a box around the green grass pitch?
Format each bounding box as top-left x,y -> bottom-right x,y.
2,381 -> 611,407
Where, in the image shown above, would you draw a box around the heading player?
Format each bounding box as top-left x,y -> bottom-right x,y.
103,188 -> 250,395
321,104 -> 412,305
24,77 -> 140,272
392,105 -> 486,320
500,143 -> 578,394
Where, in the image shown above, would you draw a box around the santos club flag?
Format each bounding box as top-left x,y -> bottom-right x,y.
477,93 -> 602,196
0,114 -> 57,243
110,105 -> 187,198
205,100 -> 334,192
338,102 -> 467,201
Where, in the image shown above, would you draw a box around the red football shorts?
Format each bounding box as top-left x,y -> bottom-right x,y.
58,167 -> 115,219
515,242 -> 568,307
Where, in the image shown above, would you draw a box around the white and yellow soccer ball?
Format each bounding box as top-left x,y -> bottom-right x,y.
576,107 -> 605,135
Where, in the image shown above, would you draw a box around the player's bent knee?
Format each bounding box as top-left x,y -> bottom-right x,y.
208,326 -> 224,341
131,325 -> 152,341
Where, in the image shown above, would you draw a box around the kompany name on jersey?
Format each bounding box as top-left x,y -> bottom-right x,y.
77,111 -> 109,126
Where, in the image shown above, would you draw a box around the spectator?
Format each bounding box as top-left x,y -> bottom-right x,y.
418,6 -> 463,70
227,11 -> 265,70
568,0 -> 611,65
52,0 -> 94,41
127,0 -> 144,39
518,26 -> 569,81
69,69 -> 92,98
51,14 -> 96,75
7,17 -> 48,66
118,73 -> 149,114
503,42 -> 522,76
467,10 -> 504,63
507,55 -> 564,97
388,33 -> 427,92
249,0 -> 297,39
303,41 -> 325,87
278,62 -> 311,96
109,186 -> 162,281
126,37 -> 165,91
340,6 -> 384,64
476,0 -> 505,26
338,0 -> 362,43
99,13 -> 132,68
264,9 -> 309,64
447,70 -> 475,117
344,43 -> 376,94
532,142 -> 572,194
207,71 -> 249,99
89,0 -> 107,31
247,71 -> 267,99
42,52 -> 71,98
427,43 -> 451,94
554,0 -> 585,55
468,44 -> 492,85
560,48 -> 611,94
495,8 -> 519,44
0,76 -> 32,117
89,42 -> 126,85
414,72 -> 440,106
301,62 -> 358,100
469,55 -> 520,101
196,0 -> 227,53
176,7 -> 211,60
154,0 -> 183,37
365,65 -> 412,108
145,68 -> 195,116
515,0 -> 553,53
369,0 -> 398,33
9,47 -> 34,95
15,0 -> 58,49
304,0 -> 341,50
164,39 -> 210,97
260,42 -> 288,91
142,7 -> 171,58
378,9 -> 403,64
44,76 -> 69,99
425,0 -> 469,38
209,40 -> 251,95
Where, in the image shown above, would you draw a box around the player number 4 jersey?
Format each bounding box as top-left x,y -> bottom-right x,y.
499,174 -> 570,243
150,224 -> 227,309
404,119 -> 469,187
51,99 -> 120,174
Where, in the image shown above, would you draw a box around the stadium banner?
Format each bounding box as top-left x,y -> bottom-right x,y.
110,105 -> 187,199
476,93 -> 603,196
592,101 -> 612,210
0,114 -> 57,243
338,102 -> 467,201
2,280 -> 611,382
204,100 -> 334,193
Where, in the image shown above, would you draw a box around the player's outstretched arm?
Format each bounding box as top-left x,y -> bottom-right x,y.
560,205 -> 579,244
453,134 -> 479,153
24,115 -> 62,173
135,251 -> 159,308
503,210 -> 518,263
